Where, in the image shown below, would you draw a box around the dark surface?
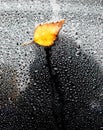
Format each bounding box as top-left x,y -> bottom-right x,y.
51,36 -> 103,130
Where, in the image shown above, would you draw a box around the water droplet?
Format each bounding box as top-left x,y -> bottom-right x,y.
34,70 -> 38,73
93,51 -> 97,54
31,117 -> 34,120
8,97 -> 13,103
72,85 -> 76,89
100,127 -> 103,129
99,111 -> 102,114
34,83 -> 37,85
54,67 -> 58,71
75,50 -> 81,56
75,32 -> 78,35
33,106 -> 36,111
68,56 -> 72,59
16,42 -> 19,45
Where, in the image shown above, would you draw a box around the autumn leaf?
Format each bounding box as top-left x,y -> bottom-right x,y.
22,19 -> 65,47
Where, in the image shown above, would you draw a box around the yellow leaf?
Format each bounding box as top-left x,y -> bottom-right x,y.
21,19 -> 65,47
34,19 -> 65,46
